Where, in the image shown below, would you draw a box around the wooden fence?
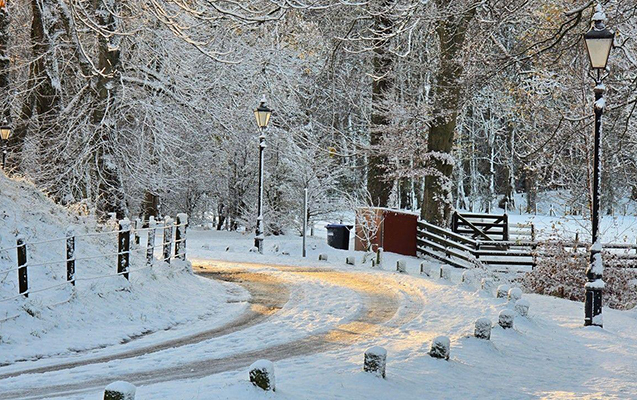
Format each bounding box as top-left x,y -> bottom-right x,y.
417,219 -> 536,270
418,217 -> 637,270
0,213 -> 188,302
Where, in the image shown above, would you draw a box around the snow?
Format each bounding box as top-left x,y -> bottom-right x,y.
2,201 -> 637,398
594,97 -> 606,111
104,380 -> 136,396
514,299 -> 530,317
585,279 -> 606,289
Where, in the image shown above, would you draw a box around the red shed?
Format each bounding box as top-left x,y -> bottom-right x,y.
354,207 -> 418,256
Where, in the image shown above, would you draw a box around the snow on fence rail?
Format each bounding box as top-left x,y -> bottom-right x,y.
0,214 -> 188,302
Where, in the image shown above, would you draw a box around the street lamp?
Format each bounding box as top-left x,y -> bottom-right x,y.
0,118 -> 11,170
254,96 -> 272,254
583,3 -> 614,328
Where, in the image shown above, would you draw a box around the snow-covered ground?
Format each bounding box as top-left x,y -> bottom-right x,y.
2,174 -> 637,399
1,221 -> 636,399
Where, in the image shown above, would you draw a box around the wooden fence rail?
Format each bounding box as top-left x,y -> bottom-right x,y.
418,218 -> 637,271
0,214 -> 188,302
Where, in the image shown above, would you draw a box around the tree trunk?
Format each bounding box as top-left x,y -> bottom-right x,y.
367,0 -> 394,207
93,0 -> 125,219
420,5 -> 476,226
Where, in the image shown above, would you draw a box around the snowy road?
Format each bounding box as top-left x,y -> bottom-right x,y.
0,260 -> 425,399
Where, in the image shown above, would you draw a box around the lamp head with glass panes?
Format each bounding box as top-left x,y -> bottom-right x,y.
0,119 -> 10,141
584,4 -> 614,70
254,97 -> 272,129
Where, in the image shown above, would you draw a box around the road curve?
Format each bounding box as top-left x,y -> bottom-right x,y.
0,261 -> 425,400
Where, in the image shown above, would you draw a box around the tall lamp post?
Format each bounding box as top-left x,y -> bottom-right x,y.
253,97 -> 272,254
583,4 -> 614,327
0,118 -> 11,170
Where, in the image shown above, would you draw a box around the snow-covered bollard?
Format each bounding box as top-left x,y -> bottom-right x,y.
346,256 -> 356,265
396,260 -> 406,273
104,381 -> 136,400
318,254 -> 328,261
439,266 -> 451,280
515,299 -> 530,317
376,247 -> 384,267
249,360 -> 276,392
474,318 -> 492,340
481,278 -> 496,293
420,262 -> 432,276
429,336 -> 451,360
508,287 -> 522,302
498,309 -> 515,329
363,346 -> 387,378
461,271 -> 474,284
496,284 -> 510,299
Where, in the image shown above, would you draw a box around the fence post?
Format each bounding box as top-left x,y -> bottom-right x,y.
175,213 -> 188,260
146,216 -> 156,266
163,216 -> 173,264
66,227 -> 76,286
503,212 -> 509,241
17,237 -> 28,297
118,219 -> 131,280
134,218 -> 141,247
531,224 -> 536,242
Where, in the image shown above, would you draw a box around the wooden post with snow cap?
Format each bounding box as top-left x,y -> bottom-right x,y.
175,213 -> 188,260
104,381 -> 136,400
17,236 -> 28,297
249,359 -> 275,391
146,216 -> 156,266
364,346 -> 387,378
118,218 -> 131,280
66,227 -> 76,286
163,216 -> 173,264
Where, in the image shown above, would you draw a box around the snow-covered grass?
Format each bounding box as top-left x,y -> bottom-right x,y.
0,175 -> 242,365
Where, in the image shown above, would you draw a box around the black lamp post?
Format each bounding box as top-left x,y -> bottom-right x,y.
583,3 -> 614,328
253,97 -> 272,254
0,118 -> 11,170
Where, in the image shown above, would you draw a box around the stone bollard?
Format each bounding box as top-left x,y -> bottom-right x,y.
104,381 -> 136,400
363,346 -> 387,378
515,299 -> 530,317
474,318 -> 492,340
496,284 -> 510,299
346,256 -> 356,265
318,254 -> 328,261
249,359 -> 276,391
499,309 -> 515,329
508,287 -> 523,302
396,260 -> 406,273
420,262 -> 432,276
429,336 -> 451,360
440,266 -> 451,280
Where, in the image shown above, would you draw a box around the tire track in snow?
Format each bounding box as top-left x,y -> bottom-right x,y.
0,262 -> 425,400
0,270 -> 289,381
